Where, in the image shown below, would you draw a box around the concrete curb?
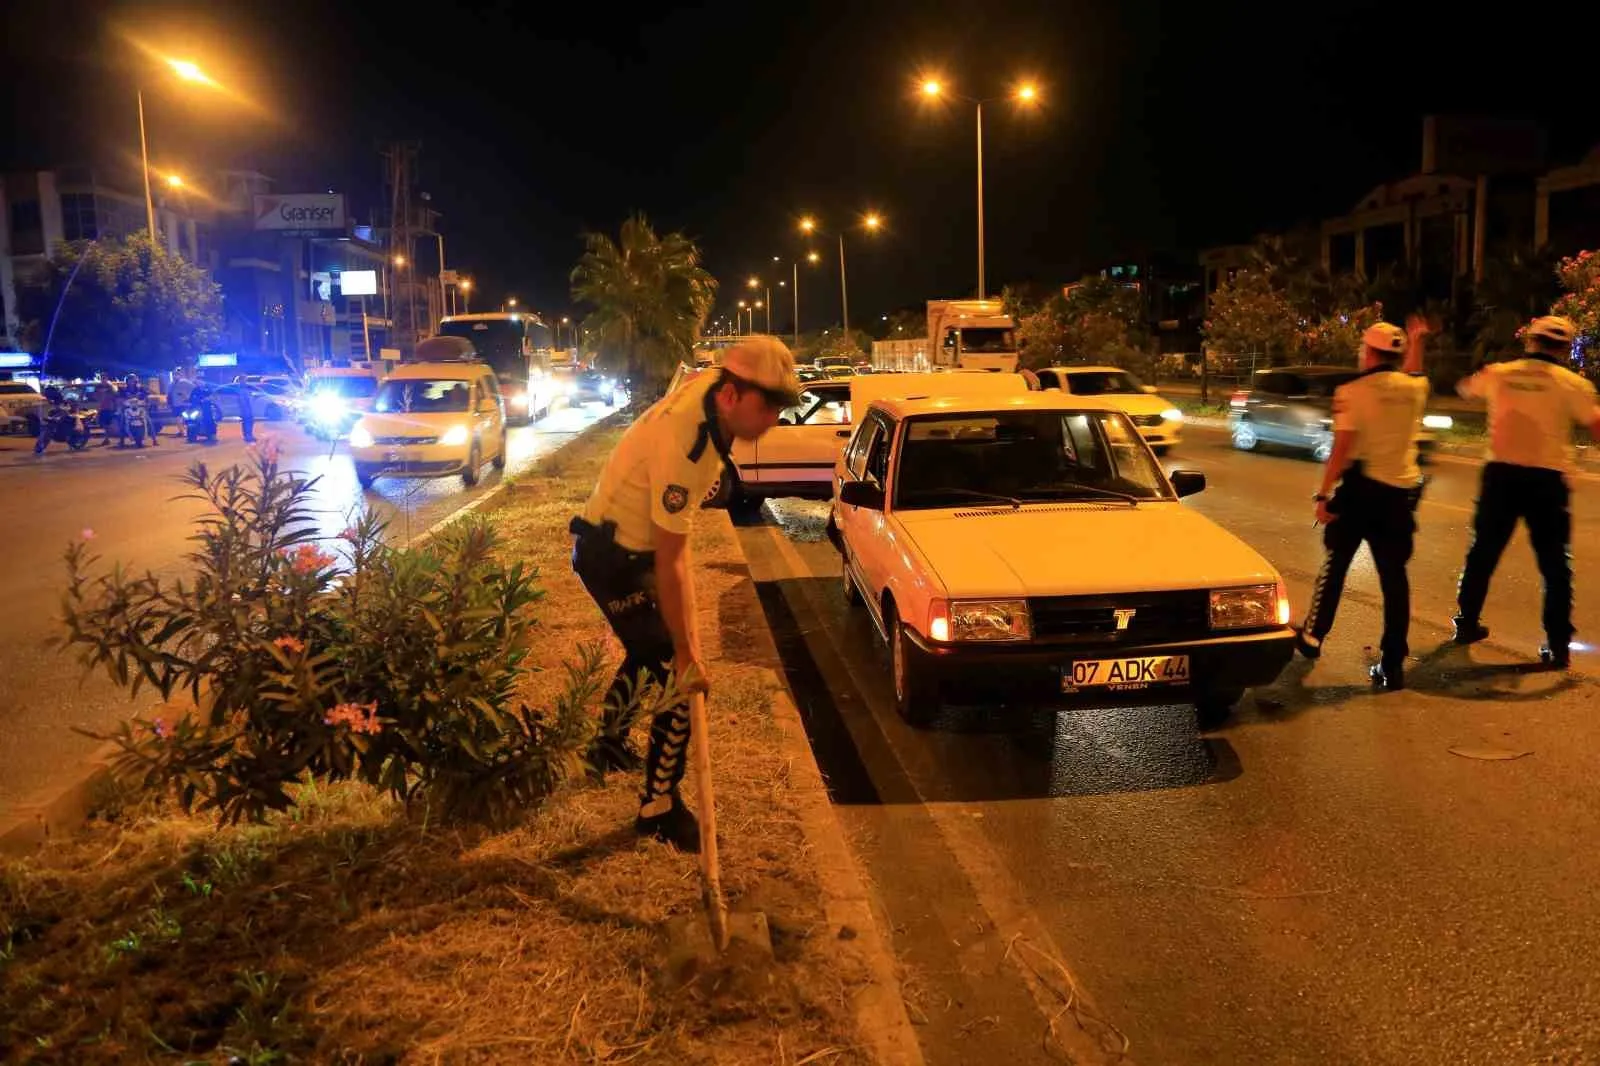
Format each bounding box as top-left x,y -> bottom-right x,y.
708,508 -> 927,1066
0,410 -> 628,859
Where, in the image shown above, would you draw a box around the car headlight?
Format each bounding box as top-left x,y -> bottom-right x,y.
928,598 -> 1032,642
440,424 -> 470,447
509,391 -> 529,408
563,381 -> 577,397
1422,414 -> 1452,430
311,393 -> 346,423
1160,407 -> 1183,422
349,425 -> 374,448
1209,584 -> 1284,629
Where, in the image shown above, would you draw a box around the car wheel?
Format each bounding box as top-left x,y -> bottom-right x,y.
492,431 -> 507,470
356,463 -> 378,490
462,441 -> 482,486
887,605 -> 938,727
1231,421 -> 1259,452
841,547 -> 862,607
1195,687 -> 1244,730
1310,433 -> 1333,464
24,412 -> 41,437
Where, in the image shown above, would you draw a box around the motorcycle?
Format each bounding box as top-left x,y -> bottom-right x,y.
120,392 -> 157,448
182,390 -> 221,443
33,399 -> 92,454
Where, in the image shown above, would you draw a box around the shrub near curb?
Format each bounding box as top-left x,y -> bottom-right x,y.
58,441 -> 649,827
3,425 -> 869,1064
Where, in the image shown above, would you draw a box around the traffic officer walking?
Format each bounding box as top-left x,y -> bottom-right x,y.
1451,316 -> 1600,668
571,336 -> 799,851
1294,316 -> 1431,690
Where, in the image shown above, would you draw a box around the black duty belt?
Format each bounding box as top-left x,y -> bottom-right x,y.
569,516 -> 656,562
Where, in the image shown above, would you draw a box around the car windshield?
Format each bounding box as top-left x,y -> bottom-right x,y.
893,409 -> 1171,509
306,376 -> 377,399
1064,370 -> 1142,395
0,383 -> 35,395
374,379 -> 472,413
779,389 -> 851,425
957,327 -> 1015,353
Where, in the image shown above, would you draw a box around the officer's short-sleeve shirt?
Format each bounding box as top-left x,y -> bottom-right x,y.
1331,370 -> 1428,488
581,371 -> 728,552
1458,359 -> 1600,473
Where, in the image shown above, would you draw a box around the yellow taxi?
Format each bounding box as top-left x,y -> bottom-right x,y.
348,361 -> 507,489
827,391 -> 1293,728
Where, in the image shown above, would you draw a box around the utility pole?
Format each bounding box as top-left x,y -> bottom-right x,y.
382,141 -> 422,357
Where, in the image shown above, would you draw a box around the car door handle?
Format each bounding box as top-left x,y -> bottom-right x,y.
835,430 -> 851,438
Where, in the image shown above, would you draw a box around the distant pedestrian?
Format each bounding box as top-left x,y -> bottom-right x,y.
569,337 -> 798,851
233,376 -> 256,443
1451,316 -> 1600,669
95,381 -> 119,446
1294,316 -> 1431,690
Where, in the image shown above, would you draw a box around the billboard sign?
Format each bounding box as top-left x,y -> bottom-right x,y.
197,353 -> 238,368
339,270 -> 378,296
253,193 -> 347,236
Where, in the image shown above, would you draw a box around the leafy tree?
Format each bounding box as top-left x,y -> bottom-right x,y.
16,232 -> 222,380
570,214 -> 717,398
1203,268 -> 1300,367
1016,277 -> 1149,370
1300,302 -> 1385,365
1553,250 -> 1600,378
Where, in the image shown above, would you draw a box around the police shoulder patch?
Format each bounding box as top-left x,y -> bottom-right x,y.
662,484 -> 690,514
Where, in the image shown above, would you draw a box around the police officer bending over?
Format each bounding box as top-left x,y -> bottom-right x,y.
1451,316 -> 1600,669
1295,317 -> 1430,690
571,337 -> 800,851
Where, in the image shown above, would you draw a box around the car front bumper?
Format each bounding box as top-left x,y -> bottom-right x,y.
1135,420 -> 1183,447
351,442 -> 472,478
901,626 -> 1295,707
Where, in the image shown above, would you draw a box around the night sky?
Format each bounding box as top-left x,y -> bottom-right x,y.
6,0 -> 1598,332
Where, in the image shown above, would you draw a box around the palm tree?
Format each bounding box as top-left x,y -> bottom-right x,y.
570,214 -> 717,398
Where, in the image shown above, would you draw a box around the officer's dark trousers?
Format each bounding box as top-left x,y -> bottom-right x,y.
570,525 -> 690,808
1305,472 -> 1415,663
239,397 -> 255,443
1457,461 -> 1573,647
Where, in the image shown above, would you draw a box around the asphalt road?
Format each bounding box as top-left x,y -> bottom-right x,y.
736,423 -> 1600,1065
0,402 -> 608,815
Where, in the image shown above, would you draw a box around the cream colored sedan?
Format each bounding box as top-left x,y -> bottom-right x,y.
826,391 -> 1293,729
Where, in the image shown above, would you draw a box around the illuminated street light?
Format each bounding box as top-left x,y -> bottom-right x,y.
138,56 -> 222,245
795,213 -> 883,333
167,59 -> 216,86
392,254 -> 407,268
914,73 -> 1043,299
164,173 -> 183,188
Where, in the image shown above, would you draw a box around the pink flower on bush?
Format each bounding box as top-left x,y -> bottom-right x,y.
338,526 -> 360,542
146,716 -> 171,740
282,543 -> 337,575
324,701 -> 382,735
81,528 -> 96,541
273,635 -> 306,655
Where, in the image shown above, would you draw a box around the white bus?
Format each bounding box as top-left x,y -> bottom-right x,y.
435,312 -> 555,424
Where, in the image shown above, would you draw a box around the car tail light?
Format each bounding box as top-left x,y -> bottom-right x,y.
1229,389 -> 1249,408
927,599 -> 951,642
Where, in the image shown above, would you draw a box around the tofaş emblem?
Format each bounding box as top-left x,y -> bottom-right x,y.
662,484 -> 690,514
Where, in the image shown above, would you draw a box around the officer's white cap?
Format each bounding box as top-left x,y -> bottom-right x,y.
1362,322 -> 1408,355
721,336 -> 802,406
1525,315 -> 1577,352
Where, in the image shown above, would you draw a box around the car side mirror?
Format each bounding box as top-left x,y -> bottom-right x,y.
1170,470 -> 1206,498
838,479 -> 885,510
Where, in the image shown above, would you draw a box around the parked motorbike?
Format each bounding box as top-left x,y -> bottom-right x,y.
182,388 -> 221,443
33,391 -> 92,454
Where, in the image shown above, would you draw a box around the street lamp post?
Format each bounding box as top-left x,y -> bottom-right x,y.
920,77 -> 1039,301
459,278 -> 472,313
798,214 -> 881,337
138,58 -> 220,247
747,277 -> 771,333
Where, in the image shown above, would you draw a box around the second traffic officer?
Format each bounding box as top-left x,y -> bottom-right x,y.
1294,316 -> 1431,690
